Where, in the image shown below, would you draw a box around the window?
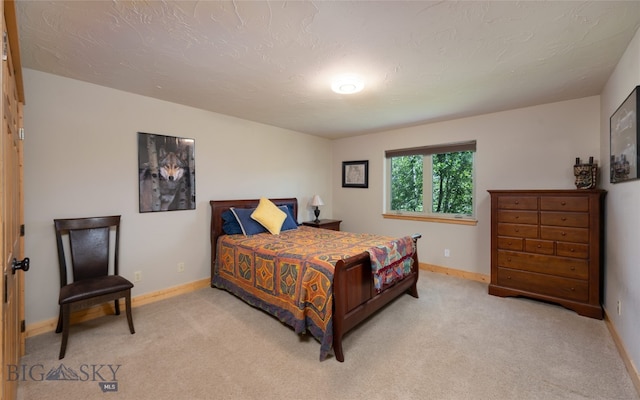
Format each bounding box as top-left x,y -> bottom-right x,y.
385,141 -> 476,220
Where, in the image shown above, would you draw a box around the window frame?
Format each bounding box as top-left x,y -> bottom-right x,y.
385,140 -> 477,222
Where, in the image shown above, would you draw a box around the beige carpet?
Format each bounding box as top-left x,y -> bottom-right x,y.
17,272 -> 639,400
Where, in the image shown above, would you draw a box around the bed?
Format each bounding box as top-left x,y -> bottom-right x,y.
210,198 -> 422,362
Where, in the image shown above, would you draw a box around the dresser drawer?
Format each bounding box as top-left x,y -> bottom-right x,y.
540,196 -> 589,212
556,242 -> 589,259
524,239 -> 554,255
541,226 -> 589,243
497,223 -> 538,238
540,212 -> 589,228
498,237 -> 523,251
497,196 -> 537,210
497,210 -> 538,224
497,267 -> 588,302
498,251 -> 588,279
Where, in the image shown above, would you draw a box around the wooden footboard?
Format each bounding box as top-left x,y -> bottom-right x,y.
332,233 -> 421,362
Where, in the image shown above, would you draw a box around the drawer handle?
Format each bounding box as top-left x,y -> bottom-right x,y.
507,257 -> 512,262
570,267 -> 575,271
507,241 -> 512,245
570,248 -> 575,252
561,201 -> 566,206
514,228 -> 519,232
561,232 -> 566,236
570,287 -> 575,291
515,216 -> 519,219
507,275 -> 512,280
514,200 -> 519,205
537,244 -> 541,248
561,217 -> 567,221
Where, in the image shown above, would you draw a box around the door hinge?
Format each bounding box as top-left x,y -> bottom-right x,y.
19,128 -> 25,140
2,31 -> 7,61
20,224 -> 25,236
21,320 -> 25,333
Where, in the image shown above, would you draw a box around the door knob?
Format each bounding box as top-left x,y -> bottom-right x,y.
12,257 -> 30,274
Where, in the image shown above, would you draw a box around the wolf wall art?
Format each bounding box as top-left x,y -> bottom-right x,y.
138,132 -> 195,212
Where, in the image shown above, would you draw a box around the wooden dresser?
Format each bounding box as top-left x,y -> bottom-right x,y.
488,189 -> 606,319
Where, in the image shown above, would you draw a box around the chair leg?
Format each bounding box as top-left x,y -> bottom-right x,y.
59,304 -> 71,359
55,307 -> 63,334
125,292 -> 135,334
114,299 -> 121,315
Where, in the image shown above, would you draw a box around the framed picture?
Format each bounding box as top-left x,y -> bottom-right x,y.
342,160 -> 368,188
138,132 -> 196,212
610,85 -> 639,183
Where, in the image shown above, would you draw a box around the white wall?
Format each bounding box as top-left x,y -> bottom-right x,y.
332,96 -> 601,276
22,69 -> 332,324
600,27 -> 640,378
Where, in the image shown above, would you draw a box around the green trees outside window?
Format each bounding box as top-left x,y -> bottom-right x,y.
391,155 -> 424,212
390,150 -> 474,217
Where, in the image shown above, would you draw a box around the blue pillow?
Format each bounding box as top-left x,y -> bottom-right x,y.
230,207 -> 268,236
222,210 -> 243,235
284,204 -> 296,220
279,205 -> 298,232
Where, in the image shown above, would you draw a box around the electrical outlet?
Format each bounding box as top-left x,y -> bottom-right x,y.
178,262 -> 185,273
134,271 -> 142,282
444,249 -> 450,257
617,300 -> 621,315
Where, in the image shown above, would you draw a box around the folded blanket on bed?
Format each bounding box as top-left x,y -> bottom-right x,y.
367,236 -> 415,292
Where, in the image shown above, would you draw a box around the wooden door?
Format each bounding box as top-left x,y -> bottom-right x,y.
1,1 -> 26,399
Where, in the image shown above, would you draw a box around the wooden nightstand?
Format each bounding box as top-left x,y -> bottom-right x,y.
302,219 -> 342,231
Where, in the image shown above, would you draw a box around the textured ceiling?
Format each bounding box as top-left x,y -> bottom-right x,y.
15,1 -> 640,139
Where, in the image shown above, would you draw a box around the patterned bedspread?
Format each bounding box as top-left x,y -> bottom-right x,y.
213,226 -> 415,361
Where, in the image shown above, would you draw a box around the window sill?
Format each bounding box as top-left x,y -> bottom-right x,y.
382,213 -> 477,226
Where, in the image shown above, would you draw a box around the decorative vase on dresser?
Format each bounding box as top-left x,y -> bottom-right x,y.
488,189 -> 606,319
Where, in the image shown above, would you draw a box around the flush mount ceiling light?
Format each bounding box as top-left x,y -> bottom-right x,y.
331,74 -> 364,94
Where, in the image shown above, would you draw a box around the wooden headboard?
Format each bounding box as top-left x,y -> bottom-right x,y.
209,198 -> 298,278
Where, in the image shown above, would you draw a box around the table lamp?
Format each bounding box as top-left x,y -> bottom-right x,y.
309,195 -> 324,223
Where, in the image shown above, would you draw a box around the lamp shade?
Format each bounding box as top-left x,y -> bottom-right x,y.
310,195 -> 324,207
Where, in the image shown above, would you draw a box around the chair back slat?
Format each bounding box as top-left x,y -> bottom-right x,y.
54,215 -> 121,286
69,227 -> 110,281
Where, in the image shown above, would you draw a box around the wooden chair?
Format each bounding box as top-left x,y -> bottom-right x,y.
54,215 -> 135,359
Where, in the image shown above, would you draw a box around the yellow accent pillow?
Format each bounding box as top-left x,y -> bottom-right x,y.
251,198 -> 287,235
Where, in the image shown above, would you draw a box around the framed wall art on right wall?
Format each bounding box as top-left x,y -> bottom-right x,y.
610,85 -> 639,183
